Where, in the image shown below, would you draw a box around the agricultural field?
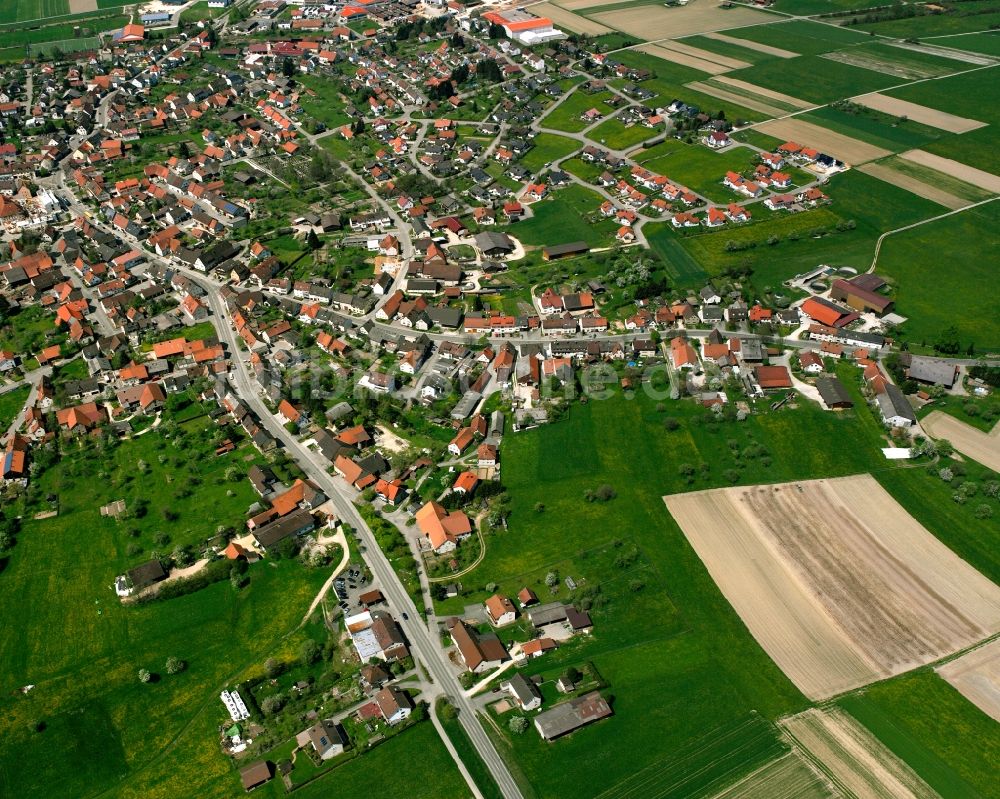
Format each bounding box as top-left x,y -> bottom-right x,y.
838,673 -> 1000,798
931,32 -> 1000,57
709,752 -> 839,799
852,1 -> 1000,37
664,475 -> 1000,699
798,105 -> 947,154
726,55 -> 903,105
0,0 -> 69,25
586,2 -> 773,41
518,133 -> 581,172
432,378 -> 1000,798
936,639 -> 1000,724
780,708 -> 938,799
875,200 -> 1000,351
717,19 -> 874,57
920,411 -> 1000,471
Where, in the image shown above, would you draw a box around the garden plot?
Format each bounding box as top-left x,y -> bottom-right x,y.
821,50 -> 950,80
936,638 -> 1000,723
887,40 -> 998,66
703,31 -> 798,59
921,411 -> 1000,471
780,708 -> 940,799
591,3 -> 772,41
754,118 -> 891,164
853,93 -> 986,133
663,475 -> 1000,700
898,149 -> 1000,194
856,163 -> 967,210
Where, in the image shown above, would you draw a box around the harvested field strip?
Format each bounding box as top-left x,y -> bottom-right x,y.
886,40 -> 998,66
686,81 -> 787,117
936,637 -> 1000,723
712,76 -> 813,109
589,4 -> 773,40
710,752 -> 842,799
856,163 -> 967,210
898,150 -> 1000,194
853,93 -> 986,133
753,118 -> 891,164
696,78 -> 804,113
921,411 -> 1000,471
530,2 -> 612,35
702,31 -> 798,59
664,476 -> 1000,700
635,43 -> 733,75
874,156 -> 994,202
781,708 -> 940,799
653,39 -> 753,70
820,50 -> 951,81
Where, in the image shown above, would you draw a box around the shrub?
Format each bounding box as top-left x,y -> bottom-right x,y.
938,467 -> 954,482
974,504 -> 993,519
264,658 -> 284,679
138,669 -> 151,683
508,715 -> 529,734
261,694 -> 286,715
165,656 -> 186,675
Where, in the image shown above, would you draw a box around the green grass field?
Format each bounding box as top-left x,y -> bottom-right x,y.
874,155 -> 996,203
588,117 -> 657,151
679,34 -> 778,66
540,89 -> 618,134
719,19 -> 874,57
640,143 -> 760,202
439,704 -> 503,799
518,133 -> 581,172
0,385 -> 31,432
653,169 -> 944,295
839,673 -> 1000,799
854,6 -> 1000,37
726,54 -> 903,104
800,105 -> 946,154
0,0 -> 69,25
875,200 -> 1000,351
931,32 -> 1000,57
261,722 -> 470,799
433,386 -> 938,798
608,50 -> 767,124
510,184 -> 619,248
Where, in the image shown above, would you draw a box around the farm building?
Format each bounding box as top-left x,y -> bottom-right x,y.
534,692 -> 612,740
816,376 -> 853,410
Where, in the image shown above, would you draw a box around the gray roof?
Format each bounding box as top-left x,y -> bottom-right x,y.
816,375 -> 852,407
877,383 -> 916,423
526,602 -> 568,627
474,231 -> 515,252
907,356 -> 958,387
505,672 -> 542,706
533,692 -> 612,740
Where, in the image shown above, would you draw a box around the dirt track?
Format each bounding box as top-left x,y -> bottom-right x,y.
921,411 -> 1000,470
898,150 -> 1000,194
592,4 -> 772,40
781,708 -> 939,799
754,118 -> 891,164
937,638 -> 1000,723
854,93 -> 986,133
702,31 -> 798,58
857,163 -> 967,210
664,475 -> 1000,700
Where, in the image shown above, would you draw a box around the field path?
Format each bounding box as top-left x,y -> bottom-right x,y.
297,528 -> 350,628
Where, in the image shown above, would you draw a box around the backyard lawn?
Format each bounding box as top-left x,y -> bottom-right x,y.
540,89 -> 618,133
510,185 -> 619,248
518,133 -> 581,173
